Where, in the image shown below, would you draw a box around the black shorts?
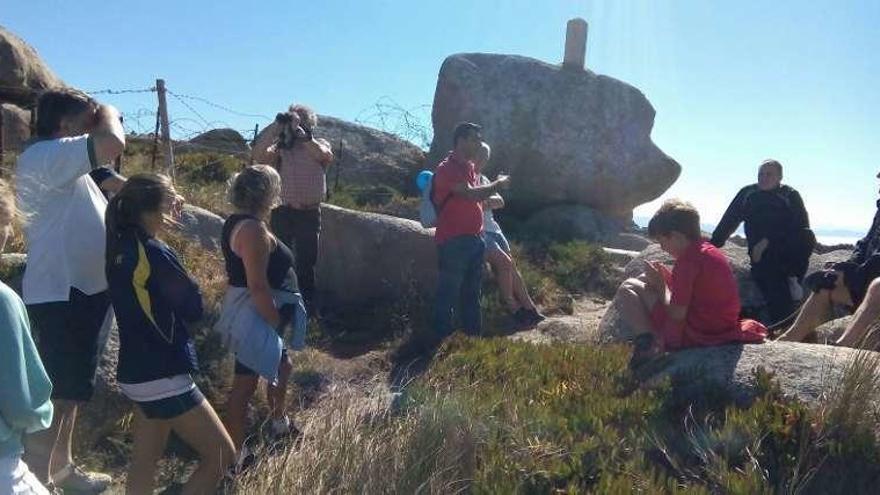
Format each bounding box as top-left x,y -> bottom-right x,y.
136,387 -> 205,420
27,288 -> 111,402
234,349 -> 289,376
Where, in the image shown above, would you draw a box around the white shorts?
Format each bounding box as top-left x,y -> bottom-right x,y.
0,456 -> 50,495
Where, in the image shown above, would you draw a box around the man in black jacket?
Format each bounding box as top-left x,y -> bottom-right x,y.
711,159 -> 815,324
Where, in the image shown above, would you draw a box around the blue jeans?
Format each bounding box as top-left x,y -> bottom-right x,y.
434,235 -> 485,338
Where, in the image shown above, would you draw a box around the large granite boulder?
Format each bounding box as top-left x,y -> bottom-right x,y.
1,103 -> 30,152
175,203 -> 225,251
253,115 -> 426,193
0,26 -> 64,106
427,53 -> 680,218
317,204 -> 436,307
520,204 -> 626,243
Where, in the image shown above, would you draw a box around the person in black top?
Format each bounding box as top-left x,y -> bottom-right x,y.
105,174 -> 234,494
711,159 -> 815,324
779,172 -> 880,348
220,165 -> 298,459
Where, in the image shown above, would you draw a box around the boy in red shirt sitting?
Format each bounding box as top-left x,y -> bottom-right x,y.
613,199 -> 767,366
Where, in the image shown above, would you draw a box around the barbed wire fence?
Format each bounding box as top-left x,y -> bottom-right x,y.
2,79 -> 434,190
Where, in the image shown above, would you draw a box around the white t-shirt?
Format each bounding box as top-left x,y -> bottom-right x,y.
479,175 -> 503,234
15,135 -> 109,304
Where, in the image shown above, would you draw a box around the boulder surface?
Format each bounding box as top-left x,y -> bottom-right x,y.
427,53 -> 680,217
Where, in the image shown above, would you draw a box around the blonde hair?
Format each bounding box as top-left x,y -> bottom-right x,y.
228,165 -> 282,214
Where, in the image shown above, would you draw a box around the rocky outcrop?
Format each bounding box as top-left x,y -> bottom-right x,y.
427,53 -> 680,217
182,128 -> 249,155
1,103 -> 30,152
639,342 -> 875,407
316,204 -> 436,307
175,203 -> 225,251
521,204 -> 627,244
0,26 -> 64,106
253,115 -> 426,193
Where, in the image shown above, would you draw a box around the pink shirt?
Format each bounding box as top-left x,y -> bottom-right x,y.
278,144 -> 329,208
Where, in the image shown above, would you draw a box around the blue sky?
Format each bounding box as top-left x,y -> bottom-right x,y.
5,0 -> 879,233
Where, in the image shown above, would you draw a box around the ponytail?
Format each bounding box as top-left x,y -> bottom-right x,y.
104,174 -> 177,268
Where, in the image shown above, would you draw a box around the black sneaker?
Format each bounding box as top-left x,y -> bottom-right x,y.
513,308 -> 535,327
526,308 -> 546,325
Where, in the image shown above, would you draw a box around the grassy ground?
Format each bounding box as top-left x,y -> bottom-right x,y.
6,147 -> 880,493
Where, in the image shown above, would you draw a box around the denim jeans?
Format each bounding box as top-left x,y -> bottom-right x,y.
434,234 -> 485,338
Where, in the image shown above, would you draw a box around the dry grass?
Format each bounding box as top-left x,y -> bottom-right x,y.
230,384 -> 476,495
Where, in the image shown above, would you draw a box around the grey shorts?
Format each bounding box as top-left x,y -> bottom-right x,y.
482,231 -> 511,255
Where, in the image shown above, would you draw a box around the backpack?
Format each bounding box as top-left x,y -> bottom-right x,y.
418,174 -> 451,229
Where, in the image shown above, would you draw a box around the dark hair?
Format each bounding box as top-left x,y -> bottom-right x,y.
105,174 -> 176,267
228,165 -> 281,214
760,159 -> 783,175
453,122 -> 482,147
647,199 -> 702,241
35,89 -> 96,138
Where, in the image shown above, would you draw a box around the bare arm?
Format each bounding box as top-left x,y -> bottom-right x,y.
99,175 -> 127,195
90,105 -> 125,166
484,193 -> 504,210
452,175 -> 510,201
235,221 -> 281,328
305,137 -> 333,167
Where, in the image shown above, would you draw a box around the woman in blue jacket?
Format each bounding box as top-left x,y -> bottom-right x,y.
0,178 -> 53,494
105,175 -> 234,494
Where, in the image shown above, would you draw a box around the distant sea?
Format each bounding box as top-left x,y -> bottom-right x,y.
632,216 -> 860,247
816,235 -> 859,247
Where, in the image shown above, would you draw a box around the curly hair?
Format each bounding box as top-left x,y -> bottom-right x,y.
227,165 -> 282,214
289,104 -> 318,131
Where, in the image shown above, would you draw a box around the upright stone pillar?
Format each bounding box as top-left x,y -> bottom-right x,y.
563,18 -> 588,70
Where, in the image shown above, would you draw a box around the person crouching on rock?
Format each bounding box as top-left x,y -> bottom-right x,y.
216,165 -> 307,468
0,178 -> 54,495
609,199 -> 767,367
777,171 -> 880,348
105,175 -> 235,494
474,141 -> 545,327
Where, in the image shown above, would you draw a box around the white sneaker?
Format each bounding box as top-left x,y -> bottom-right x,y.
789,277 -> 804,301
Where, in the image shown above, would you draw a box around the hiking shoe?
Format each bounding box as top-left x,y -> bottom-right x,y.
628,334 -> 661,370
512,308 -> 536,327
526,308 -> 547,325
53,464 -> 111,493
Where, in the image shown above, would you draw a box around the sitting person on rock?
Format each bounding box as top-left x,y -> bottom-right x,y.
0,178 -> 54,495
711,159 -> 815,325
105,175 -> 235,494
778,176 -> 880,348
612,199 -> 767,365
474,142 -> 545,326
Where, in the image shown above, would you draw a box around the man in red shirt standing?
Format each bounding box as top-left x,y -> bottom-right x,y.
607,199 -> 766,366
431,122 -> 510,339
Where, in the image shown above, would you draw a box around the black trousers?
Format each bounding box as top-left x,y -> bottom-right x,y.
751,261 -> 795,325
270,205 -> 321,305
